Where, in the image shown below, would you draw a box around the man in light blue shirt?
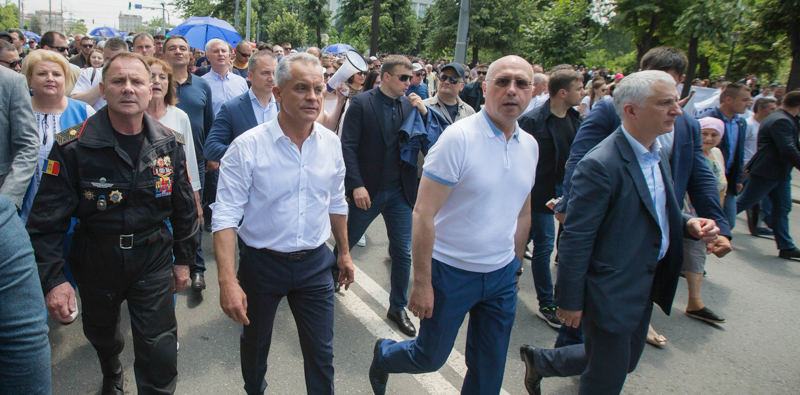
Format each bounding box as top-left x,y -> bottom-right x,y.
202,38 -> 249,116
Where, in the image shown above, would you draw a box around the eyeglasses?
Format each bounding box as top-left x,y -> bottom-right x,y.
237,50 -> 251,58
51,46 -> 69,52
389,73 -> 413,82
323,73 -> 333,79
476,71 -> 487,76
415,72 -> 426,78
490,77 -> 532,89
0,59 -> 22,68
82,44 -> 93,48
438,74 -> 461,85
356,71 -> 366,76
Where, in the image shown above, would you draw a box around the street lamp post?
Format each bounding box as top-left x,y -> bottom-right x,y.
725,31 -> 742,80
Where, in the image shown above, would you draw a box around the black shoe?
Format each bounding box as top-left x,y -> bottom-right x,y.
536,306 -> 562,329
519,345 -> 542,395
685,307 -> 726,324
100,357 -> 123,395
334,281 -> 341,293
191,273 -> 206,291
369,339 -> 388,395
752,227 -> 774,237
386,309 -> 416,336
779,248 -> 800,260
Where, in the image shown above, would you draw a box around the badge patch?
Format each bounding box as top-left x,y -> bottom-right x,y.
91,177 -> 113,188
153,166 -> 173,177
155,177 -> 172,197
43,159 -> 60,176
109,190 -> 123,203
83,190 -> 96,201
97,195 -> 107,211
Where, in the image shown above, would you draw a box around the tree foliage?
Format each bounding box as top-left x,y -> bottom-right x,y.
336,0 -> 420,55
266,10 -> 308,47
29,16 -> 42,35
522,0 -> 590,67
302,0 -> 331,47
71,20 -> 88,35
0,3 -> 19,31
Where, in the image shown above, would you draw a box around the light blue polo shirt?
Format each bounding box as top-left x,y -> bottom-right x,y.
422,110 -> 539,273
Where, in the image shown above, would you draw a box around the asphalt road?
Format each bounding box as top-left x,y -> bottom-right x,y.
49,202 -> 800,394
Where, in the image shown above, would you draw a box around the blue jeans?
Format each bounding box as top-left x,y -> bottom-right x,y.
737,175 -> 795,250
333,188 -> 412,311
723,190 -> 738,230
530,211 -> 556,308
0,203 -> 51,395
377,258 -> 519,394
555,322 -> 584,348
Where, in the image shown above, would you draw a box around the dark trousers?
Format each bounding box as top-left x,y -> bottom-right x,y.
533,303 -> 653,395
737,174 -> 795,250
71,227 -> 178,394
192,159 -> 206,275
332,187 -> 412,311
377,258 -> 519,394
238,244 -> 336,395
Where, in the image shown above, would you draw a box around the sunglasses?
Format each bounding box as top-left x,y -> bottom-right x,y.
476,71 -> 487,75
237,50 -> 251,58
323,73 -> 333,79
52,46 -> 69,52
490,77 -> 532,89
82,44 -> 93,48
390,73 -> 413,82
0,59 -> 22,68
415,72 -> 426,78
438,74 -> 461,85
356,71 -> 366,76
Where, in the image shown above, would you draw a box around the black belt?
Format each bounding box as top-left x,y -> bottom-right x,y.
264,245 -> 323,262
82,225 -> 163,250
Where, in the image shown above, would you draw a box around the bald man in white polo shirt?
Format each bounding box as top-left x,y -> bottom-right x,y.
368,55 -> 538,395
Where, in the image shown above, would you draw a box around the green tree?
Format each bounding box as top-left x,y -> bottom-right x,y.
426,0 -> 529,64
522,0 -> 591,67
0,3 -> 19,31
71,20 -> 88,35
675,0 -> 744,97
30,16 -> 42,35
302,0 -> 331,47
266,10 -> 308,47
755,0 -> 800,90
612,0 -> 684,67
336,0 -> 420,54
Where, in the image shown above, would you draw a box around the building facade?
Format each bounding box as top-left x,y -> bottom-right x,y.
119,13 -> 143,33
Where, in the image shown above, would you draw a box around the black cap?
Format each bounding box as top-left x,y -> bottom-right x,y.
441,62 -> 465,79
0,31 -> 12,42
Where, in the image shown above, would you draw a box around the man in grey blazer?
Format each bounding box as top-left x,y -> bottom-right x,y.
519,71 -> 720,395
0,66 -> 38,209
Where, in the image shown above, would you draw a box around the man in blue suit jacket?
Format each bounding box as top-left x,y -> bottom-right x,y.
704,83 -> 751,229
204,51 -> 279,165
520,71 -> 720,395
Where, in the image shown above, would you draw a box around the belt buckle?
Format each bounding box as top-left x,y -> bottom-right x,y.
287,251 -> 307,261
120,234 -> 134,249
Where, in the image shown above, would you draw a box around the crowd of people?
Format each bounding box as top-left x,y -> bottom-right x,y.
0,27 -> 799,395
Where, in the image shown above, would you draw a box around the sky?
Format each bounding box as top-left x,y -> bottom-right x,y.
20,0 -> 186,32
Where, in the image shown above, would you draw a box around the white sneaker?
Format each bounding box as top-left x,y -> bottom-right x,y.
357,234 -> 366,247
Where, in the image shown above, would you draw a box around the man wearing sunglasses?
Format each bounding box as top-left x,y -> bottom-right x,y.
459,62 -> 490,112
0,40 -> 22,73
421,62 -> 474,124
69,36 -> 94,69
405,62 -> 429,100
231,41 -> 252,81
41,31 -> 81,95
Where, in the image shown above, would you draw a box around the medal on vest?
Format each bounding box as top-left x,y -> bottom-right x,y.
83,190 -> 95,201
109,190 -> 123,204
97,195 -> 107,211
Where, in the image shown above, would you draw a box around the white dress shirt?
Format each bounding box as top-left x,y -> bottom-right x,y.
622,126 -> 670,260
744,115 -> 760,165
72,67 -> 105,110
211,119 -> 348,252
202,69 -> 249,115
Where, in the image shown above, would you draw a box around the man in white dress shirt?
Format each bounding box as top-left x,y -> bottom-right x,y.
71,37 -> 128,111
211,52 -> 354,395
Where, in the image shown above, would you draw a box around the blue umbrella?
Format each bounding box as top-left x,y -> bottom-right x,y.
90,27 -> 124,38
168,16 -> 242,50
323,43 -> 355,54
23,30 -> 41,41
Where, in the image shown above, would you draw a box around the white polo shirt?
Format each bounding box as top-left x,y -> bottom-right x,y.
422,110 -> 538,273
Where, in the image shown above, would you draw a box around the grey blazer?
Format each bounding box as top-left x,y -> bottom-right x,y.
0,67 -> 38,208
555,128 -> 691,335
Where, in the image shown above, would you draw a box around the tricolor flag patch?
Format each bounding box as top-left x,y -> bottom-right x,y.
43,159 -> 60,176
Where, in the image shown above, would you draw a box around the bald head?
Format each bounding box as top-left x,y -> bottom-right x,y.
486,55 -> 533,83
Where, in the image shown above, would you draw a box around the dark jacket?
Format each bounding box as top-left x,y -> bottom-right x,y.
459,80 -> 483,113
341,88 -> 418,206
748,109 -> 800,182
556,129 -> 691,334
559,98 -> 731,238
518,99 -> 581,213
26,108 -> 199,295
204,91 -> 268,162
708,107 -> 748,196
